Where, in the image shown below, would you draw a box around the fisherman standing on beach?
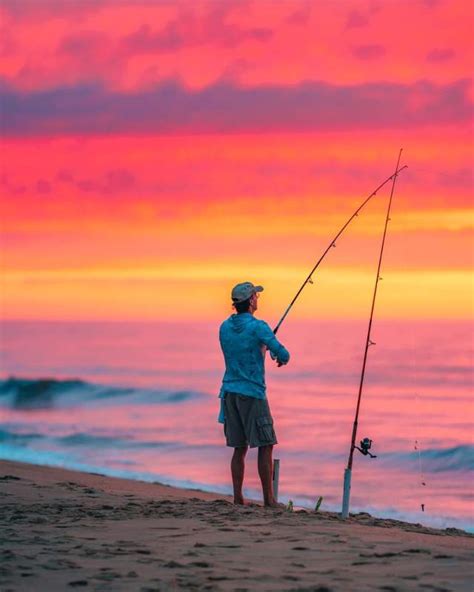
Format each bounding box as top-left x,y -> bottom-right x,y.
218,282 -> 290,507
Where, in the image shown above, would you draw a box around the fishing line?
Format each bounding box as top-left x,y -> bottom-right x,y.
412,326 -> 427,512
273,164 -> 407,335
413,421 -> 427,512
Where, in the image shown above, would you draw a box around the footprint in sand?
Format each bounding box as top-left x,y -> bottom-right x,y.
360,552 -> 400,559
216,544 -> 241,549
189,561 -> 211,568
163,560 -> 185,568
291,546 -> 310,551
41,559 -> 81,570
92,570 -> 121,581
352,561 -> 375,566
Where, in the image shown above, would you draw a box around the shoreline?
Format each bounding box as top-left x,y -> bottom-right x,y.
1,459 -> 472,538
2,459 -> 473,591
2,454 -> 471,533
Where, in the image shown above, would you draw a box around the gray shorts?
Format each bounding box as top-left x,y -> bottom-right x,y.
223,392 -> 277,449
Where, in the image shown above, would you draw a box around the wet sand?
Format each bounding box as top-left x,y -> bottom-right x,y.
1,460 -> 472,591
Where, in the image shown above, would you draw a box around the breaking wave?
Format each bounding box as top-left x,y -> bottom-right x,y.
383,445 -> 474,473
0,377 -> 202,409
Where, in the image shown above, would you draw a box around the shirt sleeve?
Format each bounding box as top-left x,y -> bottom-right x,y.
256,320 -> 290,365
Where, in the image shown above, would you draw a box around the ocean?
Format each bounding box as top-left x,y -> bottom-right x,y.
0,319 -> 472,531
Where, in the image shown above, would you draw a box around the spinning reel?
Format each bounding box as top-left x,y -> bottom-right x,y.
355,437 -> 377,459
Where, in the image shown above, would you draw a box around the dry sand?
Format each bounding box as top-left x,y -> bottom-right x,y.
0,460 -> 472,591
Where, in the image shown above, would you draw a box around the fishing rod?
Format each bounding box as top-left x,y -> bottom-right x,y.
272,163 -> 407,335
341,148 -> 404,519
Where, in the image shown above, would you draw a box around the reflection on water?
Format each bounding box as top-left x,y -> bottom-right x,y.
0,319 -> 472,530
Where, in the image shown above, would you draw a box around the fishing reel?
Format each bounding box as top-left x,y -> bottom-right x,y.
355,437 -> 377,459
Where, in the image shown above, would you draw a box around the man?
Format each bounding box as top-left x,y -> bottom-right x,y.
218,281 -> 290,507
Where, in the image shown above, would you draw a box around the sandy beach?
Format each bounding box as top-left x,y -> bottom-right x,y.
0,460 -> 472,591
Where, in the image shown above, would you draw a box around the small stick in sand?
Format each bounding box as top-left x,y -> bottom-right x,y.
272,458 -> 280,502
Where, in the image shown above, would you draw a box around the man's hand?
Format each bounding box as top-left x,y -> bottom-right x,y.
269,350 -> 284,367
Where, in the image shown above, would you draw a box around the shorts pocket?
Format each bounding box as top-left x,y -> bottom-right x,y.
256,416 -> 275,443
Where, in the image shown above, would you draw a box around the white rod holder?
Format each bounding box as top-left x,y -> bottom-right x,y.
341,467 -> 352,518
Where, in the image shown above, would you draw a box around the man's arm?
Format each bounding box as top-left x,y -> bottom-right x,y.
257,321 -> 290,366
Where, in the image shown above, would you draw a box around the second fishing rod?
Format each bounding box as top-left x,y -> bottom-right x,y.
272,164 -> 408,335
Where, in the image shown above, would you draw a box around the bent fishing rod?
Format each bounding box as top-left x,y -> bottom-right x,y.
341,148 -> 404,518
272,163 -> 407,335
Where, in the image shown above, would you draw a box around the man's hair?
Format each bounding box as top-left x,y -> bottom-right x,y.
233,297 -> 251,313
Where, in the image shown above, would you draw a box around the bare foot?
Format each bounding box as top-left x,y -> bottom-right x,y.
233,496 -> 245,505
264,499 -> 283,508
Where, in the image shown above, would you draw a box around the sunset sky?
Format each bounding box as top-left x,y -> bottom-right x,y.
1,0 -> 472,321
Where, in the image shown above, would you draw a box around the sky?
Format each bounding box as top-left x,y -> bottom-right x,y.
1,0 -> 472,322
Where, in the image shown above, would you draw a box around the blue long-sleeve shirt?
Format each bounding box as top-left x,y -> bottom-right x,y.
218,313 -> 290,422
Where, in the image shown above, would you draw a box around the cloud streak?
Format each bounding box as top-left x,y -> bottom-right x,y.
1,78 -> 471,136
119,12 -> 273,55
426,48 -> 456,62
352,45 -> 386,60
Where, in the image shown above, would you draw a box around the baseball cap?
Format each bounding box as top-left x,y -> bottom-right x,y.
231,281 -> 264,303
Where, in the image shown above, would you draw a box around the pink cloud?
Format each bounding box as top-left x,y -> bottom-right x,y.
35,179 -> 52,194
58,31 -> 110,60
426,48 -> 456,62
72,169 -> 137,195
346,10 -> 369,29
2,169 -> 138,201
119,9 -> 273,56
285,4 -> 312,26
56,170 -> 74,183
1,173 -> 26,194
1,78 -> 471,137
352,44 -> 386,60
1,0 -> 113,21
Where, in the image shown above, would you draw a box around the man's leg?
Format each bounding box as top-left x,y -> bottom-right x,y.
258,445 -> 278,507
231,446 -> 248,505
